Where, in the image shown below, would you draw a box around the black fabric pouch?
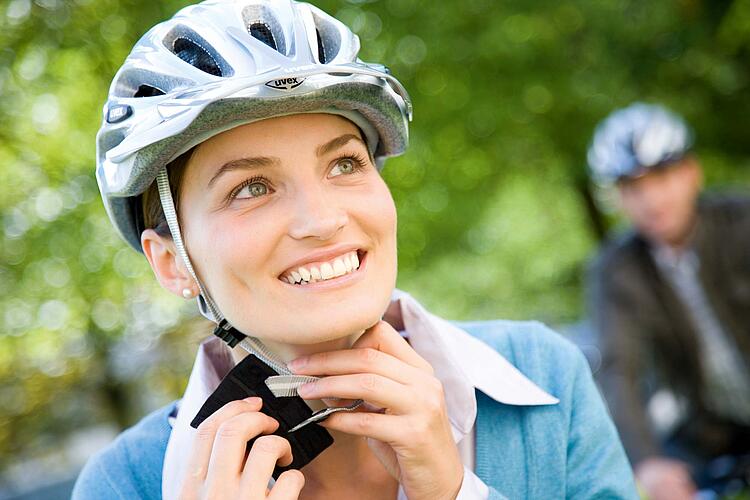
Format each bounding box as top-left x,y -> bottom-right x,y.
190,352 -> 334,478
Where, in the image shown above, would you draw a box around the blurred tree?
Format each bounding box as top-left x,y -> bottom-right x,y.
0,0 -> 748,479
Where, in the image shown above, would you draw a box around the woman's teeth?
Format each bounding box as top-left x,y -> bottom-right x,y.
283,251 -> 361,285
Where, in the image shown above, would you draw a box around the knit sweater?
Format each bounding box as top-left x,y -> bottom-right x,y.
73,320 -> 638,499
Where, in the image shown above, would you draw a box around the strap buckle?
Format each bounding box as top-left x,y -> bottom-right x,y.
213,320 -> 246,347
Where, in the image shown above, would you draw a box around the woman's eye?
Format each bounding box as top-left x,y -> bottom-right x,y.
329,158 -> 358,177
236,181 -> 268,199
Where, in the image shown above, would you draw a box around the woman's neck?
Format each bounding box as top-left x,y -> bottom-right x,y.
300,429 -> 396,498
230,331 -> 362,367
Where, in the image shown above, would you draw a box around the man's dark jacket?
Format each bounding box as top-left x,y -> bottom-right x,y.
588,194 -> 750,465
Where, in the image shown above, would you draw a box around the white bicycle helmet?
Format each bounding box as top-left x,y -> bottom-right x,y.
96,0 -> 412,252
95,0 -> 412,365
587,102 -> 693,185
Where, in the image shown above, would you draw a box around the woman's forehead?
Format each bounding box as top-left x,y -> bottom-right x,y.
183,114 -> 367,184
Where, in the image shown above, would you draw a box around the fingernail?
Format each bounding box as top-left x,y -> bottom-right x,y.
288,357 -> 308,372
297,383 -> 313,397
244,396 -> 262,405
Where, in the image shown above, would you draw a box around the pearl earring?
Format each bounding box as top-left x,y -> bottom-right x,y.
182,288 -> 194,299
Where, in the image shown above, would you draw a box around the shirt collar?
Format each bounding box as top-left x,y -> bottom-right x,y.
391,289 -> 559,408
650,244 -> 699,274
162,289 -> 557,499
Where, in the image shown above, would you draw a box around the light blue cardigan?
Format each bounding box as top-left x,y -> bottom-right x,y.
73,320 -> 639,499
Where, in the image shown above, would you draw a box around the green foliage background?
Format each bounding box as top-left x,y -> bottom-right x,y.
1,0 -> 749,480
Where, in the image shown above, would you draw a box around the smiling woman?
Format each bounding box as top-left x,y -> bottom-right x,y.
144,115 -> 398,349
74,1 -> 639,499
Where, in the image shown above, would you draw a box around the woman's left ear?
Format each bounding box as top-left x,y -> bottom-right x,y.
141,228 -> 197,298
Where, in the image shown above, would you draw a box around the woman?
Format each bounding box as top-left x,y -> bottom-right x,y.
74,1 -> 638,498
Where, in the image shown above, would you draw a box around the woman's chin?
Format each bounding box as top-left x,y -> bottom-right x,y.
228,279 -> 395,349
253,319 -> 373,362
268,315 -> 379,346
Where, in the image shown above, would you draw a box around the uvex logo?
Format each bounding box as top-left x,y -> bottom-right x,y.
265,77 -> 305,90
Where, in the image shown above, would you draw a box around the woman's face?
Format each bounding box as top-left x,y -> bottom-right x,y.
178,113 -> 397,346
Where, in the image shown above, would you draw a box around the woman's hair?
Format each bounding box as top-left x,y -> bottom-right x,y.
141,148 -> 194,238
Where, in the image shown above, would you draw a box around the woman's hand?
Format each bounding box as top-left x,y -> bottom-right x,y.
179,397 -> 305,500
289,321 -> 464,500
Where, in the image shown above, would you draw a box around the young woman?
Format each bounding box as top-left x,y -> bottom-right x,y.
74,1 -> 638,498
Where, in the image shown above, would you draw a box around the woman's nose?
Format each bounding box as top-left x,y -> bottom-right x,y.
287,186 -> 349,241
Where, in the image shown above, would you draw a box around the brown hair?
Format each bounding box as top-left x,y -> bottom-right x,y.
141,147 -> 195,237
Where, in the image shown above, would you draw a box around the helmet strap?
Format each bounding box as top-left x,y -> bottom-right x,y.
155,168 -> 292,374
156,168 -> 223,321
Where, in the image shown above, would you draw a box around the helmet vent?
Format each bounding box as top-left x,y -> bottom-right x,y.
173,37 -> 223,77
134,84 -> 166,98
242,5 -> 286,54
316,29 -> 326,63
312,13 -> 341,63
248,22 -> 278,51
112,68 -> 194,98
162,25 -> 234,78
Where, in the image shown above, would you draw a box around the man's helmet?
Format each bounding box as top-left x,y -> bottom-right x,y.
587,102 -> 693,185
96,0 -> 412,252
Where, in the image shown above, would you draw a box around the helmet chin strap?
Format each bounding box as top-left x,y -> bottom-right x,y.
155,168 -> 292,376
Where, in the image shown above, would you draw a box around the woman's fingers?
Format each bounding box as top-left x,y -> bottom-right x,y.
288,320 -> 433,383
205,411 -> 280,484
180,396 -> 305,499
297,373 -> 413,412
183,397 -> 265,488
267,470 -> 305,500
288,346 -> 424,385
318,410 -> 405,443
239,435 -> 294,497
353,321 -> 434,374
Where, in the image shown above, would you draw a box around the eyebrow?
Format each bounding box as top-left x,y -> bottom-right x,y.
207,156 -> 278,187
316,133 -> 367,157
207,133 -> 368,187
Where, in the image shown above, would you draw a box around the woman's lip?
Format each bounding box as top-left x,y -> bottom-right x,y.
280,251 -> 368,290
278,245 -> 363,278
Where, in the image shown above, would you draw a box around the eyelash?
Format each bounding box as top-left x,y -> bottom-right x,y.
230,175 -> 266,201
332,153 -> 368,176
228,153 -> 369,202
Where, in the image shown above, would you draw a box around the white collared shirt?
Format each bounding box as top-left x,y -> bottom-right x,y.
162,290 -> 558,499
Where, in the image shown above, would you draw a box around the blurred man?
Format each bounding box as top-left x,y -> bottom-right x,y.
586,103 -> 750,499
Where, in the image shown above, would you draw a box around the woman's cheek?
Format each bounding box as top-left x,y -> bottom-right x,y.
191,211 -> 263,312
368,176 -> 397,226
380,189 -> 398,246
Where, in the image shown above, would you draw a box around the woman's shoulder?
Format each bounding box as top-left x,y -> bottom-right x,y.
453,318 -> 591,398
453,319 -> 639,499
72,402 -> 176,499
455,318 -> 583,365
